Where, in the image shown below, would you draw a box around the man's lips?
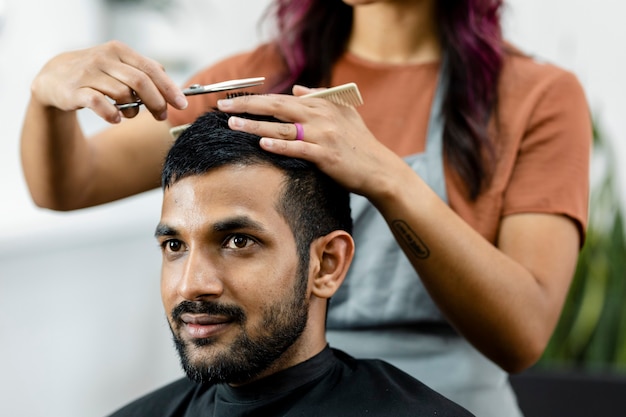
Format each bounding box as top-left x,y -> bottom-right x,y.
180,313 -> 232,338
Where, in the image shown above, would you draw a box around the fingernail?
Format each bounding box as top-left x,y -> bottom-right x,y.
217,99 -> 232,109
260,138 -> 273,148
175,95 -> 188,109
158,110 -> 168,121
230,116 -> 244,128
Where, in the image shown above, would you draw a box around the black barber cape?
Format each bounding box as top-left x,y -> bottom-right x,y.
107,346 -> 474,416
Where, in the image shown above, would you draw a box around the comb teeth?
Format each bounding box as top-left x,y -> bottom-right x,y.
301,83 -> 364,107
225,91 -> 256,99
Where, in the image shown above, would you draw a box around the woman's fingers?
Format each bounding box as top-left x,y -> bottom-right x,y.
259,136 -> 322,159
91,42 -> 186,120
117,42 -> 185,103
218,93 -> 307,122
110,43 -> 187,116
217,91 -> 384,195
72,87 -> 123,123
31,41 -> 187,123
228,116 -> 303,141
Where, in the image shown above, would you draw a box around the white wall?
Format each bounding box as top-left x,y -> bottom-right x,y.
0,1 -> 624,416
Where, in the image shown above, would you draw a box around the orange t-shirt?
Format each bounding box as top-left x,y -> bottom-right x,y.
168,43 -> 591,245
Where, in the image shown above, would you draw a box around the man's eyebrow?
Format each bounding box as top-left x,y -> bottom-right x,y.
154,216 -> 267,238
213,216 -> 267,233
154,224 -> 178,238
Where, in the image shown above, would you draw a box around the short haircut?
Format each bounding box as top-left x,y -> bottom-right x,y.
162,111 -> 352,262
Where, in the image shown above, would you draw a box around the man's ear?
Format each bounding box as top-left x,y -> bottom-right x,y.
309,230 -> 355,299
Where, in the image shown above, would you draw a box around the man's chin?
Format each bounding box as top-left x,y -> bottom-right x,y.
181,351 -> 260,385
182,339 -> 228,366
188,335 -> 219,348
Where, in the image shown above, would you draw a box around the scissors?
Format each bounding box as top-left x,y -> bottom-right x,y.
115,76 -> 265,110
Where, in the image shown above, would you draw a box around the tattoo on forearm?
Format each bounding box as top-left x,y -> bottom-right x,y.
392,220 -> 430,259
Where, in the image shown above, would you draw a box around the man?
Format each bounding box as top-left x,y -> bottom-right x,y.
108,111 -> 474,416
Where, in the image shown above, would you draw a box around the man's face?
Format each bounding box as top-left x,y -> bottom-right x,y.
156,164 -> 310,385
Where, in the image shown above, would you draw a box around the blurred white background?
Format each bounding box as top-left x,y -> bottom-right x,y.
0,1 -> 624,416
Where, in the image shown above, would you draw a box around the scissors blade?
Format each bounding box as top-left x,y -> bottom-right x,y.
181,77 -> 265,96
115,76 -> 265,110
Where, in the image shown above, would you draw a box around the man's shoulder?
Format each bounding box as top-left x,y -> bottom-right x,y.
107,378 -> 200,417
329,348 -> 475,416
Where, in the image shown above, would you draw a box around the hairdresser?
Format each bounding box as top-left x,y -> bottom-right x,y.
20,1 -> 591,415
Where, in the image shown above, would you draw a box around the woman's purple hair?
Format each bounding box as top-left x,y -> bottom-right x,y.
271,0 -> 312,91
438,0 -> 504,198
268,0 -> 352,92
267,0 -> 505,199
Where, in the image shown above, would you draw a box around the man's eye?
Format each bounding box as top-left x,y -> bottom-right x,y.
164,239 -> 184,252
224,235 -> 255,249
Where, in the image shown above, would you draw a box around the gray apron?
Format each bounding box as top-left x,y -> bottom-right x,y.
326,64 -> 523,417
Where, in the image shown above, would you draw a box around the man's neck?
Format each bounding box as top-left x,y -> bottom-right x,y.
224,346 -> 334,396
229,334 -> 327,387
348,0 -> 441,64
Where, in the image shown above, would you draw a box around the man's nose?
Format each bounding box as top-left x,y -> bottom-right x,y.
176,250 -> 224,301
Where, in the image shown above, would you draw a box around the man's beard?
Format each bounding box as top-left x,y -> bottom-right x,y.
169,268 -> 309,385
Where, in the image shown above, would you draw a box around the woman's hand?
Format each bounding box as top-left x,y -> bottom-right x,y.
30,40 -> 188,124
216,86 -> 406,201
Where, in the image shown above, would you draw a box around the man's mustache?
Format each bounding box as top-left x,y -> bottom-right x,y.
171,300 -> 246,325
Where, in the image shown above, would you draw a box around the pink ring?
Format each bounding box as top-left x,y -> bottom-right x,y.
294,122 -> 304,141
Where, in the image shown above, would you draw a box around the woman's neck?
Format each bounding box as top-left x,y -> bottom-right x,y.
347,0 -> 441,64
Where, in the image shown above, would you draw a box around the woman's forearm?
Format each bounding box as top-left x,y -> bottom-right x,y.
20,98 -> 94,210
372,166 -> 578,372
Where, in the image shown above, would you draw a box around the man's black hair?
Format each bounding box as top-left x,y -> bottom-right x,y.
162,111 -> 352,262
